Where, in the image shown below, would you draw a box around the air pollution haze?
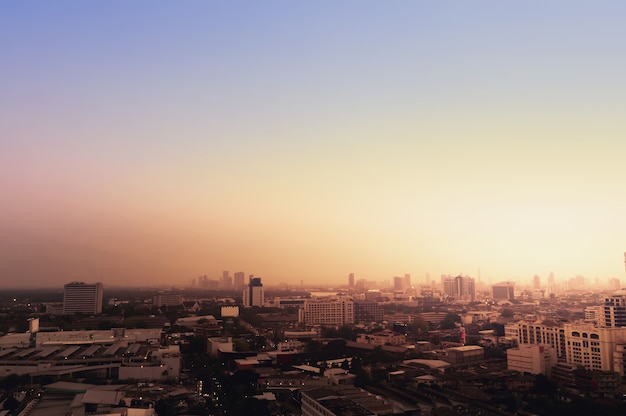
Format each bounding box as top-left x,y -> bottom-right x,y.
2,2 -> 626,288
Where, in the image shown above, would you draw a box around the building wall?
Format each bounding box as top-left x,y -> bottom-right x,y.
301,301 -> 354,326
505,321 -> 566,359
444,346 -> 484,365
153,294 -> 183,307
243,278 -> 264,307
506,320 -> 626,373
507,344 -> 557,376
63,282 -> 103,315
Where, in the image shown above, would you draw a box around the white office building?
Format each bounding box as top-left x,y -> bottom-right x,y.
63,282 -> 103,315
300,300 -> 354,326
507,344 -> 557,376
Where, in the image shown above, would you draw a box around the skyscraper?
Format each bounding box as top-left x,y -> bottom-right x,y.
234,272 -> 245,289
220,271 -> 232,289
348,273 -> 355,288
63,281 -> 103,315
492,282 -> 515,301
393,276 -> 404,291
602,290 -> 626,328
443,275 -> 475,300
243,276 -> 264,307
533,275 -> 541,290
404,273 -> 411,290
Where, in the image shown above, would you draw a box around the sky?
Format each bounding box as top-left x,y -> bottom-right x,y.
2,1 -> 626,289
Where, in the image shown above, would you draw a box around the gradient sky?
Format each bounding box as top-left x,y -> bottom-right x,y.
2,1 -> 626,288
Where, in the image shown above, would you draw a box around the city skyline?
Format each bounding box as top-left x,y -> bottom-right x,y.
3,2 -> 626,288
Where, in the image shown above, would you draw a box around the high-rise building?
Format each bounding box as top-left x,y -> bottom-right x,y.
443,275 -> 475,300
404,273 -> 411,289
353,301 -> 383,324
492,282 -> 515,300
533,274 -> 541,290
609,278 -> 621,291
300,300 -> 354,326
348,273 -> 355,288
602,290 -> 626,328
220,271 -> 232,289
393,276 -> 404,291
63,281 -> 103,315
243,276 -> 264,307
234,272 -> 245,289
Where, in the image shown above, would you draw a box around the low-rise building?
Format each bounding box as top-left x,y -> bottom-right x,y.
356,330 -> 405,346
443,345 -> 484,365
506,344 -> 557,376
301,386 -> 394,416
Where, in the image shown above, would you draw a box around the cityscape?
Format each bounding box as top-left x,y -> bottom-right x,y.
3,269 -> 626,415
3,1 -> 626,416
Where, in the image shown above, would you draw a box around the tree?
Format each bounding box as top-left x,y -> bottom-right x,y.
155,399 -> 174,416
3,396 -> 19,411
371,367 -> 387,383
533,374 -> 556,395
501,309 -> 514,319
1,374 -> 21,390
338,325 -> 356,341
350,356 -> 363,373
439,318 -> 458,330
407,316 -> 429,336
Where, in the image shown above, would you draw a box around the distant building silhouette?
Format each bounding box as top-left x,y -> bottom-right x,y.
243,276 -> 264,307
602,290 -> 626,328
153,293 -> 183,307
63,281 -> 103,315
443,275 -> 475,301
220,271 -> 232,289
393,276 -> 403,291
533,274 -> 541,290
300,299 -> 354,326
492,281 -> 515,301
348,273 -> 355,288
234,271 -> 245,289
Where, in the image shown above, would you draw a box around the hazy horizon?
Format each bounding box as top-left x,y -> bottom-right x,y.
3,2 -> 626,289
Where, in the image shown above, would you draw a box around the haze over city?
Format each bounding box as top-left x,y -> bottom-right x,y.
2,2 -> 626,288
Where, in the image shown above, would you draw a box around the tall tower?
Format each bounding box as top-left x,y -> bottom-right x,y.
220,271 -> 233,289
348,273 -> 355,288
243,276 -> 264,307
533,274 -> 541,290
234,272 -> 245,289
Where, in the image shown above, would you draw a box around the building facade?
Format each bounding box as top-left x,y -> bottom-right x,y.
506,344 -> 557,376
353,301 -> 383,324
443,275 -> 476,301
243,277 -> 264,307
492,282 -> 515,300
602,290 -> 626,328
63,282 -> 103,315
505,320 -> 626,373
300,300 -> 354,326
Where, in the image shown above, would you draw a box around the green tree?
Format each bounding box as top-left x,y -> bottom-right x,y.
501,309 -> 514,318
439,318 -> 458,330
407,316 -> 429,335
3,396 -> 19,411
338,325 -> 356,341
